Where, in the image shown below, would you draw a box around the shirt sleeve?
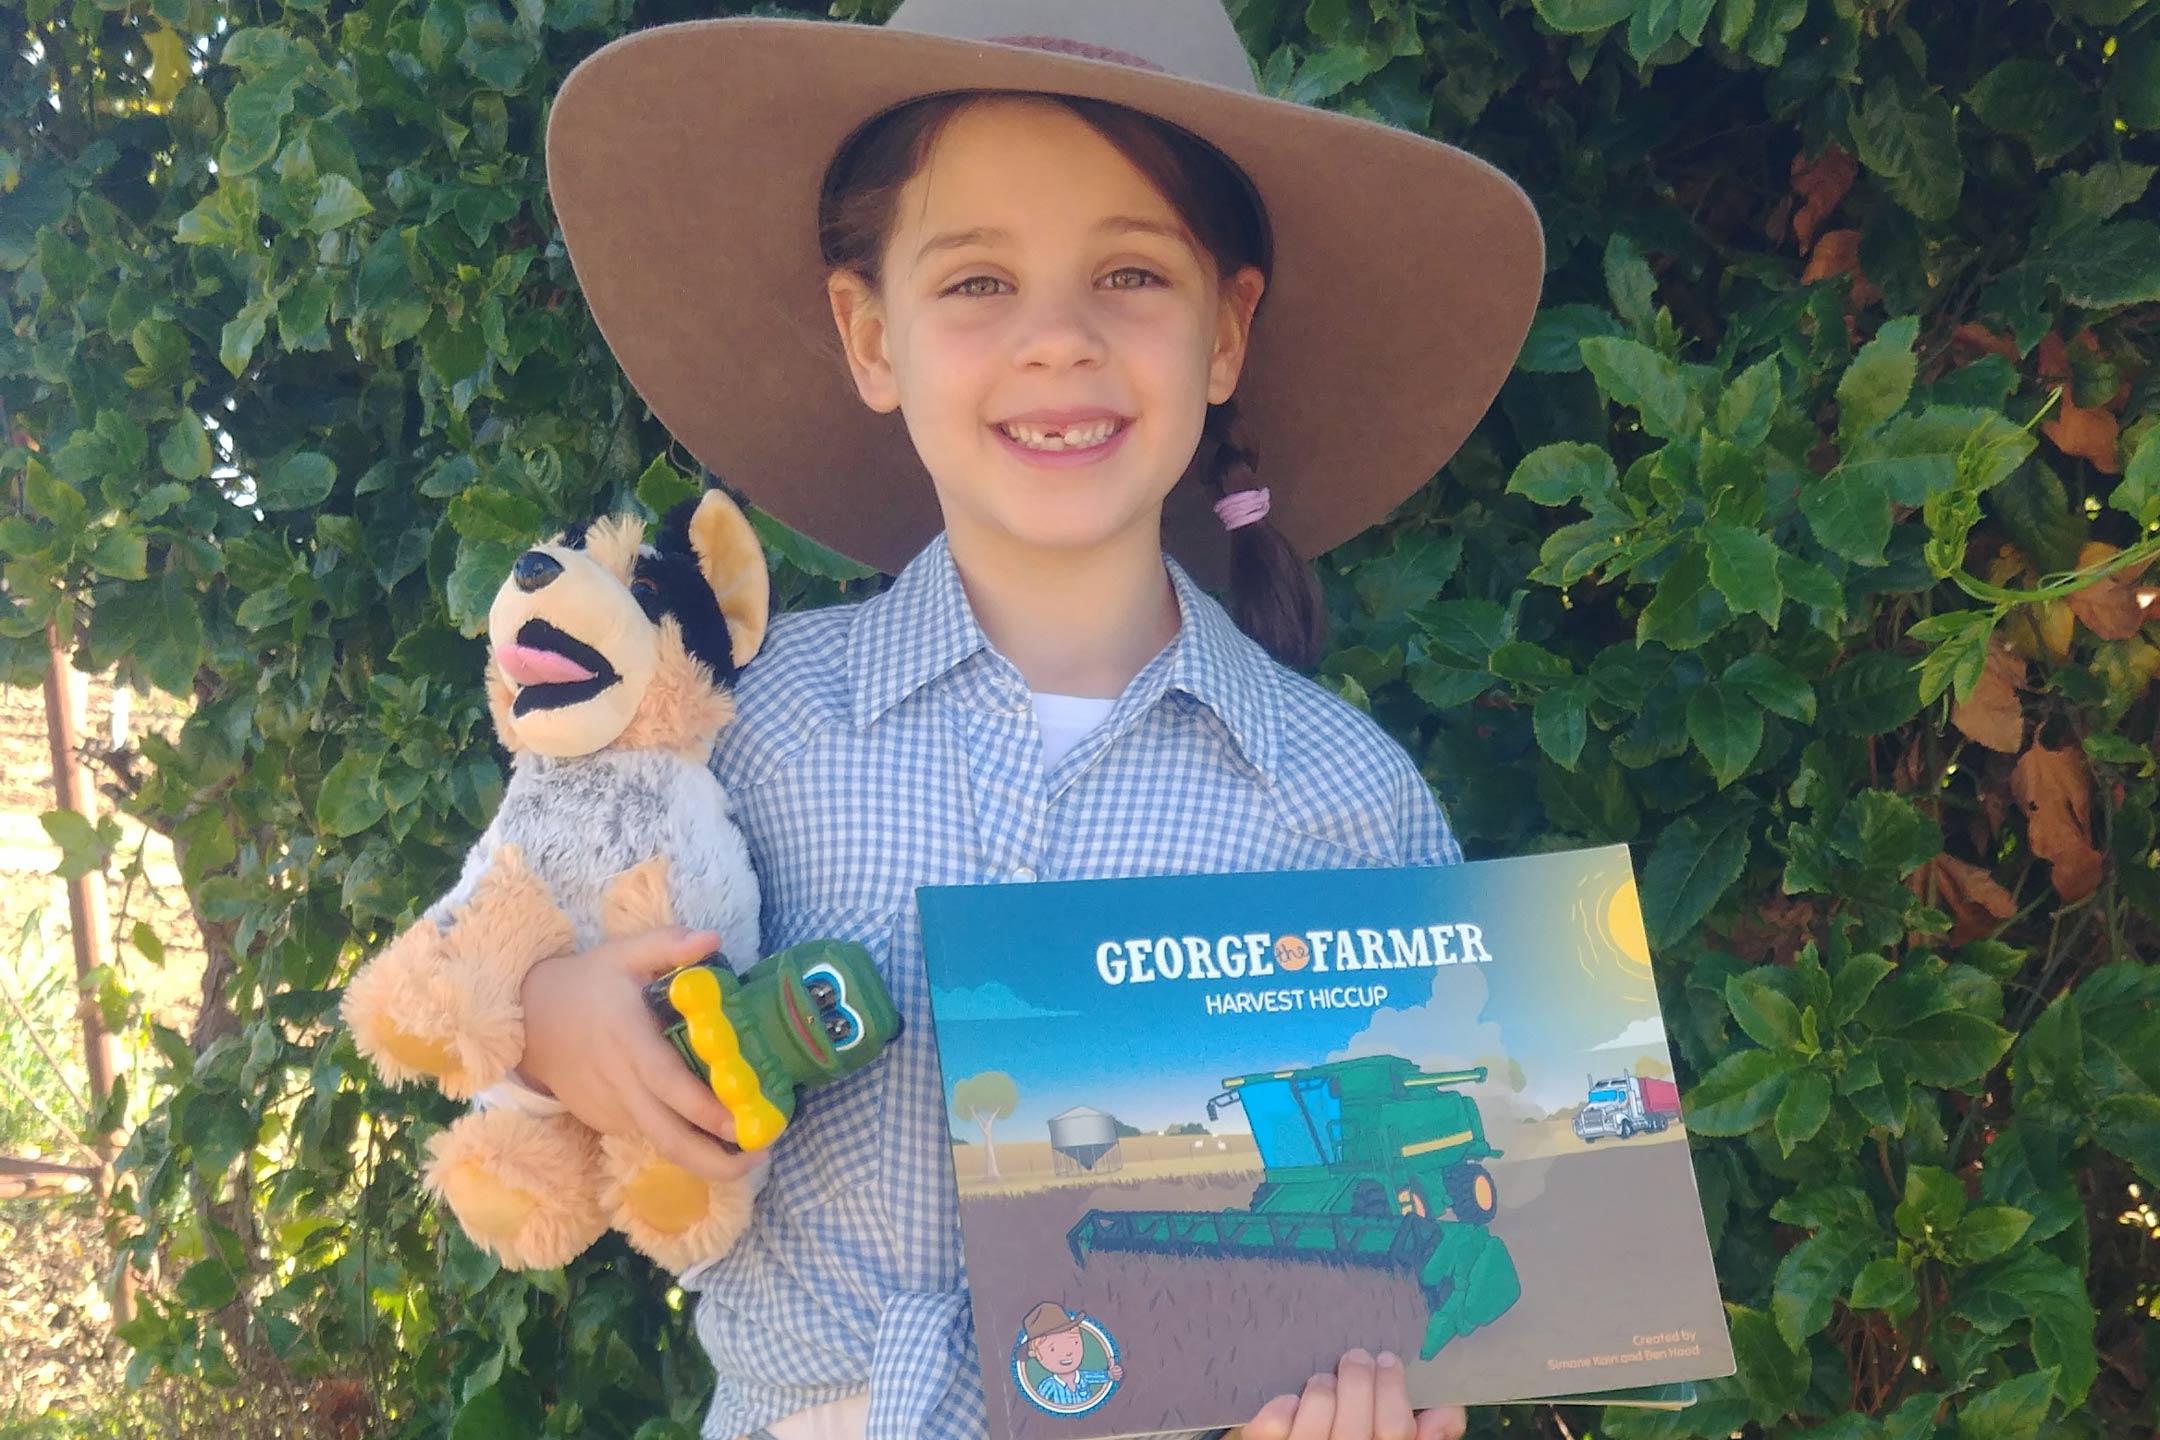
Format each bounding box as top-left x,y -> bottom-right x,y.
1400,762 -> 1464,867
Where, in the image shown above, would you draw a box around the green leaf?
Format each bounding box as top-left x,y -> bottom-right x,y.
1686,1048 -> 1796,1134
1953,1206 -> 2034,1264
1911,610 -> 1997,706
220,74 -> 296,176
1801,466 -> 1892,564
2095,1092 -> 2160,1184
2042,219 -> 2160,309
1726,1302 -> 1810,1415
1701,521 -> 1783,624
316,751 -> 387,837
1969,59 -> 2092,163
1489,641 -> 1573,686
1773,1225 -> 1874,1347
1686,683 -> 1763,787
1957,1249 -> 2096,1403
1580,337 -> 1697,439
41,809 -> 110,881
256,451 -> 337,510
1355,529 -> 1465,616
175,1257 -> 239,1311
1508,442 -> 1617,507
1715,357 -> 1781,448
1605,233 -> 1656,331
2112,428 -> 2160,529
88,529 -> 149,580
1639,800 -> 1753,945
159,416 -> 214,481
1286,44 -> 1389,103
636,454 -> 701,517
1728,969 -> 1803,1049
2117,35 -> 2160,130
1852,85 -> 1963,222
1836,316 -> 1920,443
1534,682 -> 1590,770
1638,544 -> 1731,648
1822,651 -> 1923,736
1774,1070 -> 1831,1152
1955,1370 -> 2056,1440
305,173 -> 373,232
24,457 -> 88,531
447,486 -> 546,546
1517,304 -> 1628,373
1725,654 -> 1815,723
1892,1010 -> 2013,1088
1849,1256 -> 1918,1312
1532,0 -> 1638,32
1894,1164 -> 1967,1241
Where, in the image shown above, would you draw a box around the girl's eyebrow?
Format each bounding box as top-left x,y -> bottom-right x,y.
912,215 -> 1189,268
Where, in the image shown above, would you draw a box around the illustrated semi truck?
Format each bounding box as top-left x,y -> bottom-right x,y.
1572,1070 -> 1681,1141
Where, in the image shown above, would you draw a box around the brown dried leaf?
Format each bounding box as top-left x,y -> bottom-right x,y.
1951,644 -> 2028,753
1791,145 -> 1857,252
2043,395 -> 2121,473
1909,854 -> 2018,945
2067,542 -> 2153,641
2009,740 -> 2104,901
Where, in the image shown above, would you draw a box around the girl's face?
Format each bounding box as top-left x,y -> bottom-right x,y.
829,97 -> 1265,566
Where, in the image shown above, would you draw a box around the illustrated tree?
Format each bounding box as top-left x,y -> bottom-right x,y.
951,1071 -> 1018,1180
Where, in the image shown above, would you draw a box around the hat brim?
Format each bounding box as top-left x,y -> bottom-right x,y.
545,18 -> 1544,581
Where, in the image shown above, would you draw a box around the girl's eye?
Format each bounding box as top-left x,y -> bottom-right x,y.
947,275 -> 1007,298
1103,267 -> 1164,290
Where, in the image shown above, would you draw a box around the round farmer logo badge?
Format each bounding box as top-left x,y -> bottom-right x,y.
1013,1302 -> 1123,1418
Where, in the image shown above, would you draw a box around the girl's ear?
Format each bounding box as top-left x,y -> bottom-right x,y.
827,270 -> 901,414
1207,265 -> 1267,406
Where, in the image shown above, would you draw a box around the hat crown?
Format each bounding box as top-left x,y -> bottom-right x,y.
885,0 -> 1259,95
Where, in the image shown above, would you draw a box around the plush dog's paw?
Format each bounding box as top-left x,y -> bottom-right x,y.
599,1133 -> 763,1272
423,1108 -> 610,1270
342,918 -> 492,1092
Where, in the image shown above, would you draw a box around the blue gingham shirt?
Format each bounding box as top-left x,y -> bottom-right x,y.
684,533 -> 1461,1440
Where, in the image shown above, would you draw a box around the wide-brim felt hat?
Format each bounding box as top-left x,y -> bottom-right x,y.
544,0 -> 1545,582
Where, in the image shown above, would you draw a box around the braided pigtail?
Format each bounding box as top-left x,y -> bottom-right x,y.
1195,398 -> 1326,670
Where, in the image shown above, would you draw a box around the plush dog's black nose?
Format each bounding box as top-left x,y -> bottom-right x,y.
512,551 -> 563,593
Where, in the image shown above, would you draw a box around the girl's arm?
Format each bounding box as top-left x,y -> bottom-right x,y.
514,925 -> 769,1184
1229,1350 -> 1467,1440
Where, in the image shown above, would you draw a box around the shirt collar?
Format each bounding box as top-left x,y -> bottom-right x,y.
845,532 -> 1280,780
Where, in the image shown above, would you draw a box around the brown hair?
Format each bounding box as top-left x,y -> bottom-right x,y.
817,92 -> 1327,670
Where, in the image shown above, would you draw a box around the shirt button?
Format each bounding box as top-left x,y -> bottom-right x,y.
1011,865 -> 1038,882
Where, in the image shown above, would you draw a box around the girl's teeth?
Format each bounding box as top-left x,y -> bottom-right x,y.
1001,420 -> 1120,450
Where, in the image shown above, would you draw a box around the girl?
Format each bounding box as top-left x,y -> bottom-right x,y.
511,4 -> 1543,1439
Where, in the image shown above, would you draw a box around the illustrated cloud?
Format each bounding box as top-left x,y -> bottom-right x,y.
1589,1016 -> 1668,1052
931,981 -> 1080,1022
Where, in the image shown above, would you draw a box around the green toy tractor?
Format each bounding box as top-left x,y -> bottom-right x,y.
1067,1055 -> 1521,1360
644,940 -> 900,1153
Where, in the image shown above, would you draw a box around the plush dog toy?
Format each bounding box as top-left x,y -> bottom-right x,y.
342,488 -> 889,1271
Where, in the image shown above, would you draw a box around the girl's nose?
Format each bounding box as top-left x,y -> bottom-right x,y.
1013,291 -> 1106,370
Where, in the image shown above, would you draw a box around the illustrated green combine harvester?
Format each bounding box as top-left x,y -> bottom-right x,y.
1066,1056 -> 1521,1360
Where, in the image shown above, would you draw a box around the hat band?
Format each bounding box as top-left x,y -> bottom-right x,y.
986,35 -> 1168,74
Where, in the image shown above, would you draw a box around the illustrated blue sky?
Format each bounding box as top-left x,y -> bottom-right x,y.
920,847 -> 1677,1141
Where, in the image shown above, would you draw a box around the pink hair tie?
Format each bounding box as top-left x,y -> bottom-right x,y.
1214,487 -> 1272,531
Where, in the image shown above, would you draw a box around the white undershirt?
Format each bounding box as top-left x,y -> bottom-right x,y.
1031,691 -> 1117,768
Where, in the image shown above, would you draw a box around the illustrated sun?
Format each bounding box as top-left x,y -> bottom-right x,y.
1571,871 -> 1655,1003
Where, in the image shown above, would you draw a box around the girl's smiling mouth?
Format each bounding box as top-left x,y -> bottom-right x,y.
992,412 -> 1134,467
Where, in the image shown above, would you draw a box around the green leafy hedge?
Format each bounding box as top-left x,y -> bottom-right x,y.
5,0 -> 2157,1436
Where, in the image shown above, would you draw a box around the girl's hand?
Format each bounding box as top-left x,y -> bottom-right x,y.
516,926 -> 766,1184
1232,1350 -> 1467,1440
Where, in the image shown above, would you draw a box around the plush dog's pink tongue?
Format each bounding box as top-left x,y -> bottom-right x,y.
495,644 -> 595,687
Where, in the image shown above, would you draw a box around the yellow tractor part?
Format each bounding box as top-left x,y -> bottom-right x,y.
667,967 -> 787,1151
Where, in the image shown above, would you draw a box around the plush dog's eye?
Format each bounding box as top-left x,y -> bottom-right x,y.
630,576 -> 659,601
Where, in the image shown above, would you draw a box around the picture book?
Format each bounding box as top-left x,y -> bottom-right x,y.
915,844 -> 1734,1440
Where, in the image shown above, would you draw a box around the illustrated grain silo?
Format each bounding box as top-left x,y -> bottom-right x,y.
1048,1105 -> 1123,1177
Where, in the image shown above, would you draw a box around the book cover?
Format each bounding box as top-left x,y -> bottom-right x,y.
915,845 -> 1734,1440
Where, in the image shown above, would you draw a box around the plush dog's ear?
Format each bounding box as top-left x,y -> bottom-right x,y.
686,489 -> 769,668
